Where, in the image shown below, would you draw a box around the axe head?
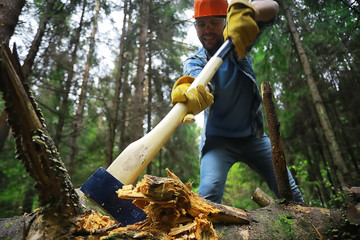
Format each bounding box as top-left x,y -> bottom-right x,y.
80,167 -> 147,226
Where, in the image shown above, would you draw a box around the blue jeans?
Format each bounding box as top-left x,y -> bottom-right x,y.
198,134 -> 304,203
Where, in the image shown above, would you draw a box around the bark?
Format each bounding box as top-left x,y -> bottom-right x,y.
105,0 -> 130,168
0,110 -> 9,151
131,0 -> 150,142
0,0 -> 25,152
0,0 -> 25,43
119,67 -> 131,152
146,35 -> 153,175
117,1 -> 134,154
69,0 -> 99,171
21,0 -> 58,80
280,0 -> 353,186
261,82 -> 293,201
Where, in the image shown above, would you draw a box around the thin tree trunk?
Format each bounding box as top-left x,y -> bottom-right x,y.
131,0 -> 150,142
261,82 -> 293,201
105,0 -> 130,168
69,0 -> 99,171
54,1 -> 87,146
280,0 -> 351,187
146,39 -> 153,175
21,0 -> 57,80
119,69 -> 131,152
118,1 -> 133,154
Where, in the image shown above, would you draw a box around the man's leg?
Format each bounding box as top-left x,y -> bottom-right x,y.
245,134 -> 304,202
198,137 -> 235,203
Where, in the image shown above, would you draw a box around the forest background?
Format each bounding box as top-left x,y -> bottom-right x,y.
0,0 -> 359,219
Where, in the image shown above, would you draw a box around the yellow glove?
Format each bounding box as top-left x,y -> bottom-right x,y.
171,76 -> 214,118
223,0 -> 259,58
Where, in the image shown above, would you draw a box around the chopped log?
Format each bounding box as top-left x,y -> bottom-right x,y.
261,82 -> 293,201
117,169 -> 250,225
107,169 -> 250,239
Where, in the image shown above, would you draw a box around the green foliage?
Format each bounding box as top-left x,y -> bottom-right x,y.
0,140 -> 37,218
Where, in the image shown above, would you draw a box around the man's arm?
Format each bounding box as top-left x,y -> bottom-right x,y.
252,0 -> 279,23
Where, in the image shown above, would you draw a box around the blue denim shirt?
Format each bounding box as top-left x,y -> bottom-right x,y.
183,48 -> 264,158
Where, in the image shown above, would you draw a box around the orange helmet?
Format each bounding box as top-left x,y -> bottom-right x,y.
193,0 -> 228,18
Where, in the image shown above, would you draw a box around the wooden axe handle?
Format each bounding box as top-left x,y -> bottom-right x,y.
107,39 -> 233,185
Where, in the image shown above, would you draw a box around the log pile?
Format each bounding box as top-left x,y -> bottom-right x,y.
75,169 -> 250,239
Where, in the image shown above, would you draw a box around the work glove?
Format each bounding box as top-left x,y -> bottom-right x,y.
171,76 -> 214,123
223,0 -> 259,58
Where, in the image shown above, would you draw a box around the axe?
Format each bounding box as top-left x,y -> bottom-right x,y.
80,39 -> 234,226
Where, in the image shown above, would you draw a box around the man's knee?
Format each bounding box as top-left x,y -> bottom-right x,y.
198,180 -> 223,203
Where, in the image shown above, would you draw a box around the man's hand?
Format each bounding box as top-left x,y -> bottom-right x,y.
171,76 -> 214,121
223,0 -> 259,58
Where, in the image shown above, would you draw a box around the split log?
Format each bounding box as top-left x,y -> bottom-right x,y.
108,168 -> 250,239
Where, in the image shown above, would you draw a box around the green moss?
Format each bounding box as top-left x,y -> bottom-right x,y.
5,222 -> 13,228
275,214 -> 296,239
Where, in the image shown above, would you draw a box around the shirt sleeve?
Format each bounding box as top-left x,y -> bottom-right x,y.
183,57 -> 205,78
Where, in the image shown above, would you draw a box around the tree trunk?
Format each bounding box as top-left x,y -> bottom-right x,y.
261,82 -> 293,201
0,0 -> 25,43
119,67 -> 131,152
131,0 -> 150,142
280,0 -> 352,186
118,1 -> 133,154
146,35 -> 153,175
0,110 -> 10,152
69,0 -> 99,172
21,0 -> 57,80
105,0 -> 130,168
0,0 -> 25,152
54,1 -> 87,146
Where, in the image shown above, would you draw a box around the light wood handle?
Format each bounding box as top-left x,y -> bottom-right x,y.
107,40 -> 233,185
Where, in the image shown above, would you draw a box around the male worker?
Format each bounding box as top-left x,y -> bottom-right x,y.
171,0 -> 304,203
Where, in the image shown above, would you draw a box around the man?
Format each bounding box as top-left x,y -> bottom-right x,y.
171,0 -> 304,203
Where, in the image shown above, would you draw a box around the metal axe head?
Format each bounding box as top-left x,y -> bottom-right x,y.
80,167 -> 147,226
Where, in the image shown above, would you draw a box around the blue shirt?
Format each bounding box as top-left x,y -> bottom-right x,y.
183,48 -> 264,156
